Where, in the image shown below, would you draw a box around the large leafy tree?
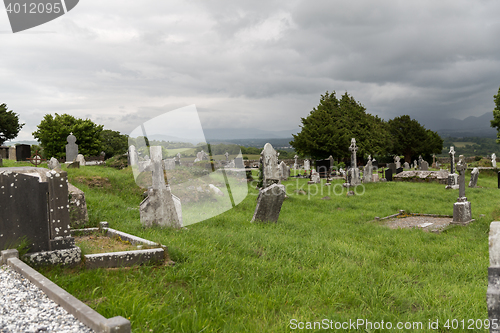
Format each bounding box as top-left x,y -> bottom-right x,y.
290,91 -> 391,160
33,114 -> 103,159
388,115 -> 443,162
0,103 -> 24,145
490,86 -> 500,143
100,129 -> 128,159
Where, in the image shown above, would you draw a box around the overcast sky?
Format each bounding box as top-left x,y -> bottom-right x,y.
2,0 -> 500,142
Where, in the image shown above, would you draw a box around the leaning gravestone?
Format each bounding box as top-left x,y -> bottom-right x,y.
451,155 -> 472,225
468,167 -> 479,188
251,183 -> 286,223
140,146 -> 182,228
75,154 -> 86,166
47,157 -> 61,170
261,143 -> 280,188
65,133 -> 78,162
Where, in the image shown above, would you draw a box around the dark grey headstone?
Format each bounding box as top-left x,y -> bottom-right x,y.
0,171 -> 50,253
0,157 -> 2,167
387,163 -> 397,174
385,168 -> 393,181
396,167 -> 403,175
315,159 -> 330,178
15,144 -> 31,162
251,184 -> 286,223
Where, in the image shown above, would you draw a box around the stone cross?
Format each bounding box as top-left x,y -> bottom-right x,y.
449,146 -> 456,174
349,138 -> 358,169
65,132 -> 78,162
225,152 -> 229,161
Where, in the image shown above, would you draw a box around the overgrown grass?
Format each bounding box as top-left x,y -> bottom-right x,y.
28,164 -> 500,332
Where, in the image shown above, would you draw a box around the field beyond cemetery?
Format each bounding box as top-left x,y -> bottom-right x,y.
21,161 -> 499,332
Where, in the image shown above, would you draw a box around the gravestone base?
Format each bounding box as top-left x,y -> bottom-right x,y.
140,187 -> 182,228
23,246 -> 81,267
451,197 -> 473,225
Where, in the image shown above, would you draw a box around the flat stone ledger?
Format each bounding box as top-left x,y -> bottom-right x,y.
251,184 -> 286,223
451,197 -> 473,225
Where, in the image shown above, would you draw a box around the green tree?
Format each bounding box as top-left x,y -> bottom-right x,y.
290,91 -> 391,160
388,115 -> 443,162
490,86 -> 500,143
33,114 -> 103,159
0,103 -> 24,145
100,129 -> 128,159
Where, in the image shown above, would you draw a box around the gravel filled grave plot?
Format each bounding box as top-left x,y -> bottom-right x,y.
382,215 -> 453,233
0,265 -> 94,333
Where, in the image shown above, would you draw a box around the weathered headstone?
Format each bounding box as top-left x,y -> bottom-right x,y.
309,170 -> 320,184
251,183 -> 286,223
175,153 -> 181,166
164,158 -> 176,170
261,143 -> 280,187
468,167 -> 479,188
234,157 -> 244,168
304,159 -> 310,171
418,155 -> 423,169
140,146 -> 182,228
75,154 -> 86,166
65,133 -> 78,162
449,146 -> 456,174
15,144 -> 31,162
394,156 -> 401,169
493,153 -> 497,168
293,155 -> 299,170
329,155 -> 334,174
403,162 -> 410,169
363,156 -> 373,183
279,161 -> 289,181
47,157 -> 61,170
420,161 -> 429,171
452,155 -> 472,225
225,152 -> 229,161
432,154 -> 436,168
8,146 -> 15,160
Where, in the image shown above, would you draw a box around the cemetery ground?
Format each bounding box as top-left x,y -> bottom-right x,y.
3,160 -> 499,332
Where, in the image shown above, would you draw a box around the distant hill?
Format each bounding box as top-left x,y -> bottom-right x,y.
426,112 -> 497,138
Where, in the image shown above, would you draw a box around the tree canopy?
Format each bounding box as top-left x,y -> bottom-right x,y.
33,113 -> 103,159
0,103 -> 24,145
387,115 -> 443,162
100,129 -> 128,159
490,86 -> 500,143
290,91 -> 391,160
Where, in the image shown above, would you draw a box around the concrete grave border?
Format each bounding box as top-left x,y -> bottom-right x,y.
72,222 -> 168,269
370,210 -> 454,222
1,249 -> 131,333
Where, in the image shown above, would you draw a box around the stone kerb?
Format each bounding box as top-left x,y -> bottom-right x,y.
1,249 -> 131,333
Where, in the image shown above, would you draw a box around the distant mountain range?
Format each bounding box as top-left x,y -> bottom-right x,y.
424,112 -> 497,138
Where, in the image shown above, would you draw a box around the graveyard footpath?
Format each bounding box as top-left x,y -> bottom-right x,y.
19,161 -> 498,332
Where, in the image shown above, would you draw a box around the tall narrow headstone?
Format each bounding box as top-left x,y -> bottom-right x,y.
279,161 -> 288,181
8,146 -> 16,160
363,156 -> 373,183
293,155 -> 299,170
261,143 -> 280,187
65,133 -> 78,162
394,156 -> 401,169
329,155 -> 334,174
385,168 -> 393,181
452,155 -> 472,225
303,159 -> 310,171
487,222 -> 500,332
468,167 -> 479,188
225,152 -> 229,161
128,145 -> 138,167
348,138 -> 360,185
493,153 -> 497,168
432,154 -> 437,168
449,146 -> 456,174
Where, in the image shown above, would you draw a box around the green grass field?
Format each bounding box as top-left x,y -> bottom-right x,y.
9,160 -> 497,332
